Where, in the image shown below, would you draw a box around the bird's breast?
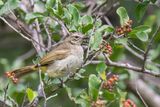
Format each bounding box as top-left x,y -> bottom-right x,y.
46,45 -> 84,77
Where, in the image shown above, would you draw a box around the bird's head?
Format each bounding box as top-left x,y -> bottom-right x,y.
65,32 -> 85,45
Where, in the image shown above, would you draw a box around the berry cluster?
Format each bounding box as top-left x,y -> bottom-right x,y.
91,99 -> 106,107
116,19 -> 133,36
102,74 -> 119,91
100,41 -> 112,55
5,72 -> 18,84
123,99 -> 136,107
104,43 -> 112,55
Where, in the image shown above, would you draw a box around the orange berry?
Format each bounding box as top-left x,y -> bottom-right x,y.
107,80 -> 112,85
13,78 -> 18,84
109,78 -> 115,83
123,102 -> 130,107
5,72 -> 11,77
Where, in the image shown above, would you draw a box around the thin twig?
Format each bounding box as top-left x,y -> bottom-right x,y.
43,22 -> 52,50
124,44 -> 144,60
8,10 -> 47,52
3,83 -> 9,107
34,19 -> 45,52
50,17 -> 70,37
7,96 -> 18,107
142,27 -> 159,71
3,15 -> 47,51
46,94 -> 58,101
136,82 -> 148,107
91,0 -> 108,14
21,93 -> 27,107
86,2 -> 96,15
0,17 -> 31,41
128,40 -> 145,54
104,16 -> 113,27
38,64 -> 47,107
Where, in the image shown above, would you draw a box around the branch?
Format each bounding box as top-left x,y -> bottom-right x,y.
142,26 -> 160,71
124,43 -> 160,68
104,54 -> 160,77
31,19 -> 45,53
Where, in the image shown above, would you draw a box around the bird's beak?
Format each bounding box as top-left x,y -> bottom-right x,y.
82,36 -> 89,45
82,36 -> 89,39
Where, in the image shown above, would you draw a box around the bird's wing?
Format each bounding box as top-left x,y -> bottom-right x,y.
40,49 -> 70,66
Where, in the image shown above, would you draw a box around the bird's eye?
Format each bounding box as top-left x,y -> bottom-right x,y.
75,36 -> 79,39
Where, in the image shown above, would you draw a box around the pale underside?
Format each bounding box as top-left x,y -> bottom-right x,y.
39,42 -> 84,77
47,54 -> 83,77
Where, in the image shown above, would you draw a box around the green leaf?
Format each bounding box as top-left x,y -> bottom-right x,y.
73,2 -> 85,10
136,31 -> 148,42
146,63 -> 159,73
96,62 -> 107,73
75,98 -> 91,107
25,12 -> 44,23
34,1 -> 45,13
47,7 -> 61,19
81,15 -> 93,25
0,0 -> 20,16
65,86 -> 75,101
75,90 -> 91,107
57,0 -> 64,16
102,90 -> 116,101
66,86 -> 90,107
155,10 -> 160,26
149,44 -> 160,60
118,89 -> 127,107
68,4 -> 80,25
98,25 -> 114,34
45,0 -> 56,8
90,31 -> 103,50
144,15 -> 156,27
26,88 -> 38,102
128,25 -> 151,37
135,2 -> 149,22
82,24 -> 93,33
81,15 -> 93,33
14,92 -> 25,105
63,8 -> 72,24
116,7 -> 129,26
115,38 -> 128,45
0,0 -> 4,5
150,0 -> 157,3
88,74 -> 101,101
95,19 -> 102,27
133,25 -> 151,33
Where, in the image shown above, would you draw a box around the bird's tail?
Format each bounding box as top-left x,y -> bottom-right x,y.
5,65 -> 36,84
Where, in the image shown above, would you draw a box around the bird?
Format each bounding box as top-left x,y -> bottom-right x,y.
5,32 -> 85,84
